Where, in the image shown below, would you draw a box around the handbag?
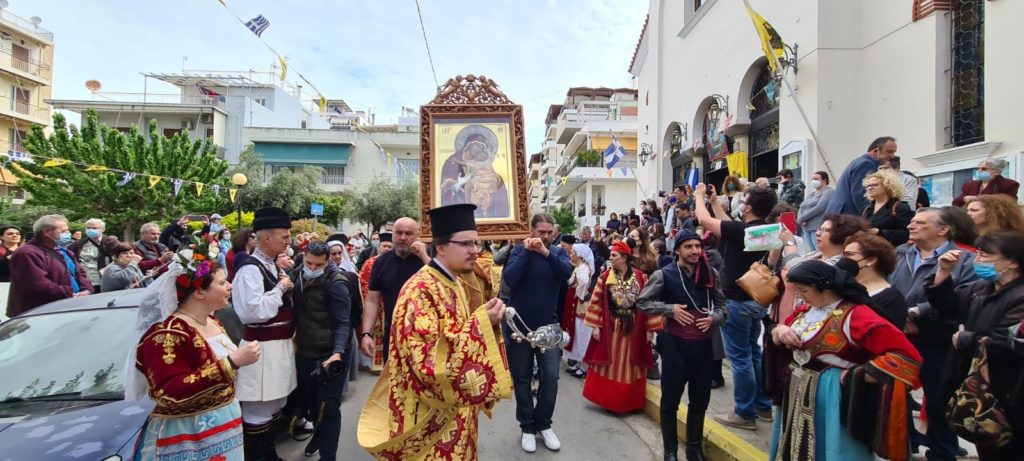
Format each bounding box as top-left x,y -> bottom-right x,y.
946,344 -> 1013,448
736,257 -> 782,307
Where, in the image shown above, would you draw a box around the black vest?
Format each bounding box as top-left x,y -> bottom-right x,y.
238,257 -> 295,341
293,269 -> 348,358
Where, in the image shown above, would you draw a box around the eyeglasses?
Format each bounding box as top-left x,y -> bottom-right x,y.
864,183 -> 881,189
448,240 -> 482,250
842,251 -> 863,258
816,227 -> 833,234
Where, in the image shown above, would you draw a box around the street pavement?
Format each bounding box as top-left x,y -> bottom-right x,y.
279,366 -> 663,460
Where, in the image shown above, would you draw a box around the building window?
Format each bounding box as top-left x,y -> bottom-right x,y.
396,158 -> 420,180
10,86 -> 29,115
951,0 -> 984,147
322,165 -> 346,185
255,98 -> 267,107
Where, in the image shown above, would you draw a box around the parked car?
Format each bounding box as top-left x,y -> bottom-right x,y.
0,289 -> 153,460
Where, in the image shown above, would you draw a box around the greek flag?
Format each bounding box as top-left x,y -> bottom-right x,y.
245,15 -> 270,37
603,137 -> 626,169
685,167 -> 700,188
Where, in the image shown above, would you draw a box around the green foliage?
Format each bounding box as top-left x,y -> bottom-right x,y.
551,205 -> 578,234
290,218 -> 331,237
343,179 -> 419,232
13,111 -> 230,241
227,145 -> 328,219
220,211 -> 254,231
576,149 -> 603,167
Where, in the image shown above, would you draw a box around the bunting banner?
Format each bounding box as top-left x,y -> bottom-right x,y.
229,188 -> 238,203
85,165 -> 108,173
559,176 -> 568,185
245,14 -> 270,37
172,178 -> 185,196
278,55 -> 288,81
148,176 -> 162,188
42,159 -> 70,167
605,170 -> 613,178
212,184 -> 221,196
116,172 -> 136,186
621,165 -> 628,176
195,182 -> 205,196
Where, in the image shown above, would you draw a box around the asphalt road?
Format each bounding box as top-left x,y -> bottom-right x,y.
278,366 -> 663,461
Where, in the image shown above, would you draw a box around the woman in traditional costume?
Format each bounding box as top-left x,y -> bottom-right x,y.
769,260 -> 921,461
564,243 -> 595,378
127,245 -> 262,460
582,241 -> 664,413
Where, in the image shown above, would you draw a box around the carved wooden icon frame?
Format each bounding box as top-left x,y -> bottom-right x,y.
419,75 -> 531,242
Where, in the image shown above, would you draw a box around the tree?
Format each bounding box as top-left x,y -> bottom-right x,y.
13,111 -> 230,240
227,145 -> 327,219
345,179 -> 419,232
551,205 -> 578,234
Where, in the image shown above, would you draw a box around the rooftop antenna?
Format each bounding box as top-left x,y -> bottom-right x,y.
0,1 -> 10,10
30,16 -> 42,27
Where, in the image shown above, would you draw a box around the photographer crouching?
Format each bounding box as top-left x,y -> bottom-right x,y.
287,240 -> 352,459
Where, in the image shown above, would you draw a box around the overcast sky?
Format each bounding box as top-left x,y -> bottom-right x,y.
24,0 -> 646,153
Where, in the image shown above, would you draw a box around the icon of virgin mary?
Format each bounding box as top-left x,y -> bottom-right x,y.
439,124 -> 510,218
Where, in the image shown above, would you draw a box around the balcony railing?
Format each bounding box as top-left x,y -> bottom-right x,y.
0,46 -> 51,81
0,9 -> 54,42
0,93 -> 48,121
91,92 -> 227,109
321,175 -> 347,185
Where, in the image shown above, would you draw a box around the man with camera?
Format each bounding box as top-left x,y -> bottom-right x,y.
289,240 -> 352,459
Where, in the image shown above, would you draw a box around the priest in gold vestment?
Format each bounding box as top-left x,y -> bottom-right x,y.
358,203 -> 512,460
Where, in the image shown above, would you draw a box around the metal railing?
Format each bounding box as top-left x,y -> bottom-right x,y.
91,92 -> 227,109
0,9 -> 54,42
321,175 -> 347,185
0,46 -> 51,80
0,93 -> 48,120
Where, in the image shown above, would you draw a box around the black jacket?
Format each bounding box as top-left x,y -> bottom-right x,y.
862,198 -> 914,248
290,262 -> 352,359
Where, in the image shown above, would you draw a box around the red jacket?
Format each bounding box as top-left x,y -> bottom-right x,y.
6,237 -> 94,317
951,175 -> 1019,207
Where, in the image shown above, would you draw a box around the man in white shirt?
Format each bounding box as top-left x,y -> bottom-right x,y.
233,206 -> 296,461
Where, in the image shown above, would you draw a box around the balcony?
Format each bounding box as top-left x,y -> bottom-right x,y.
554,100 -> 636,144
0,9 -> 54,43
92,92 -> 228,110
0,46 -> 51,84
0,93 -> 49,125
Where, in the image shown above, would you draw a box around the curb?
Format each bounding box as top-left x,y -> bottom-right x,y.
644,383 -> 768,461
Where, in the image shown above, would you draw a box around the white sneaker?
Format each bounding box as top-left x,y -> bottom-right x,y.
521,433 -> 537,453
539,428 -> 561,451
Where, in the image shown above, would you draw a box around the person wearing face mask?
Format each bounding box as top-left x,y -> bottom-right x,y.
68,218 -> 115,293
356,232 -> 381,270
285,241 -> 352,459
101,242 -> 146,292
6,214 -> 93,317
797,171 -> 834,251
924,231 -> 1024,459
718,176 -> 745,219
209,213 -> 224,234
776,169 -> 805,209
952,157 -> 1020,207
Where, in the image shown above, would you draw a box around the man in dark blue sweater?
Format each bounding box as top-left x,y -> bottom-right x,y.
824,136 -> 898,215
502,213 -> 573,453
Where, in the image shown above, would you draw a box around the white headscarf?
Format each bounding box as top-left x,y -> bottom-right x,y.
328,240 -> 357,273
124,257 -> 188,401
572,243 -> 595,273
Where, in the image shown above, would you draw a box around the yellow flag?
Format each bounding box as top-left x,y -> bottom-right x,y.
742,0 -> 786,74
148,176 -> 162,188
559,176 -> 568,185
278,56 -> 288,81
318,96 -> 328,113
726,151 -> 749,180
84,164 -> 108,173
195,182 -> 205,196
42,159 -> 70,167
229,188 -> 238,203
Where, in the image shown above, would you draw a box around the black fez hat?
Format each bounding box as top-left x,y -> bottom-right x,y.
560,234 -> 578,245
378,232 -> 393,243
427,204 -> 477,238
252,207 -> 291,232
327,233 -> 349,245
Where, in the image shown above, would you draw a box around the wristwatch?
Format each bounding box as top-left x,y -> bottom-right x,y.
784,241 -> 797,247
360,332 -> 373,339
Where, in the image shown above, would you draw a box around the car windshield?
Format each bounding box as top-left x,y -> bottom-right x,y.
0,308 -> 136,401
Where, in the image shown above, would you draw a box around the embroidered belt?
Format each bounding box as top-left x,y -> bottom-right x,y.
243,321 -> 295,341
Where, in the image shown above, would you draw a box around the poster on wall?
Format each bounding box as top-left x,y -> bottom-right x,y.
922,172 -> 955,206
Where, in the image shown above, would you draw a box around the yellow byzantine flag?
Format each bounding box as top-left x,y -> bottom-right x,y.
195,182 -> 205,196
148,176 -> 162,188
42,159 -> 70,167
318,96 -> 328,113
743,0 -> 786,74
229,188 -> 238,202
278,56 -> 288,81
84,164 -> 108,173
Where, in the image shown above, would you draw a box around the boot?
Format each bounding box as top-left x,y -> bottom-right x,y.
648,349 -> 662,380
684,441 -> 705,461
660,411 -> 678,461
243,420 -> 284,461
685,410 -> 706,461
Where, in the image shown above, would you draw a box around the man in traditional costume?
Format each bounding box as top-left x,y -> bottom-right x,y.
358,203 -> 512,460
358,232 -> 393,372
638,230 -> 726,461
232,207 -> 296,461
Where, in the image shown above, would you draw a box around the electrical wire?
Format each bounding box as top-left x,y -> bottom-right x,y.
413,0 -> 440,90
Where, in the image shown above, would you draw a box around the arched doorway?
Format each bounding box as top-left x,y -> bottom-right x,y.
747,64 -> 781,181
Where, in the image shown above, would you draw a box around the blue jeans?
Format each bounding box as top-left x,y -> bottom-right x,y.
504,326 -> 561,433
722,299 -> 772,420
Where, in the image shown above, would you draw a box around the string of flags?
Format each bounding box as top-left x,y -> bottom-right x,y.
349,122 -> 421,180
5,151 -> 235,200
214,0 -> 329,113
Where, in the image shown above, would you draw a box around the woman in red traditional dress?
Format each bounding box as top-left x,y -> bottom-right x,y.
768,259 -> 921,461
582,241 -> 664,413
127,245 -> 262,460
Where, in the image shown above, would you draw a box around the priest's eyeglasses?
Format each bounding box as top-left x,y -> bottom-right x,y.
447,240 -> 482,250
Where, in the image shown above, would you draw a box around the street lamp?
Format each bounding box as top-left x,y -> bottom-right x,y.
705,94 -> 730,129
639,143 -> 653,167
231,173 -> 248,228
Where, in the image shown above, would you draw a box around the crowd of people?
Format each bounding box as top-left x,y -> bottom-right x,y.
2,136 -> 1024,461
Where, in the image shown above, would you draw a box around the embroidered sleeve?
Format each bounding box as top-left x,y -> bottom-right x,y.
136,325 -> 234,409
848,306 -> 922,388
392,280 -> 512,410
584,270 -> 609,328
359,257 -> 375,299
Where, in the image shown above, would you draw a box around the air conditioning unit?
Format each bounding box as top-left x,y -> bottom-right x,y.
200,113 -> 213,124
180,120 -> 194,130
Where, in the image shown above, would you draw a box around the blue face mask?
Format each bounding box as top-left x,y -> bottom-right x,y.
85,229 -> 101,239
973,261 -> 1000,281
302,266 -> 325,279
371,240 -> 380,249
977,171 -> 992,181
57,231 -> 72,246
210,224 -> 222,233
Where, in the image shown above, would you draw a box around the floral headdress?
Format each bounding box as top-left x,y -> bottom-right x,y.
173,234 -> 221,301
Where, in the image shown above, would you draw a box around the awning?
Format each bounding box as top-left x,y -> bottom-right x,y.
253,142 -> 351,165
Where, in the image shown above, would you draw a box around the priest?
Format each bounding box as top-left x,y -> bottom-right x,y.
358,203 -> 512,460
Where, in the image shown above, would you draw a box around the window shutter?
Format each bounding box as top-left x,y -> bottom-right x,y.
913,0 -> 953,21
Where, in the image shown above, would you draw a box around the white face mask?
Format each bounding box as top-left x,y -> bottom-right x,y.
810,180 -> 822,190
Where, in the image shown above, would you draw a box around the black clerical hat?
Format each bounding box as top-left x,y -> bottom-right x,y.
427,204 -> 477,238
379,232 -> 393,243
560,234 -> 577,245
252,207 -> 291,231
327,233 -> 349,245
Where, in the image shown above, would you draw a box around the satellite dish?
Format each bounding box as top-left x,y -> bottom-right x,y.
0,1 -> 9,10
85,80 -> 101,92
30,16 -> 42,26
